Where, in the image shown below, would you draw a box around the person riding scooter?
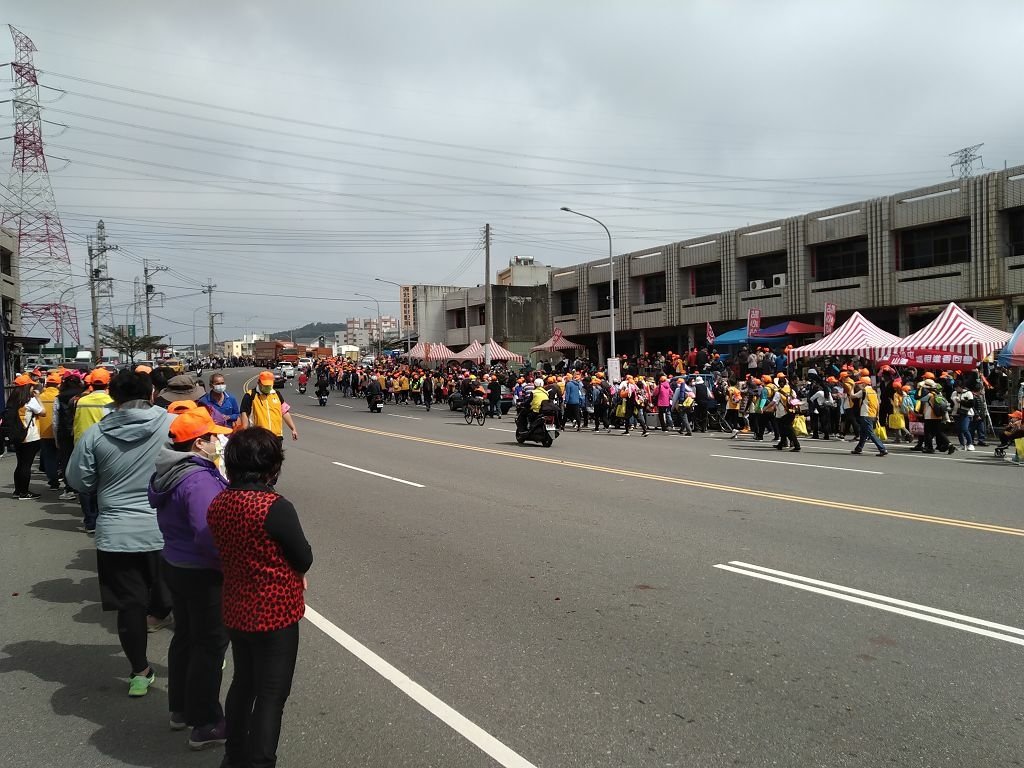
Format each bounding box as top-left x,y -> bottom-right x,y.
314,374 -> 330,406
365,375 -> 383,412
297,370 -> 309,394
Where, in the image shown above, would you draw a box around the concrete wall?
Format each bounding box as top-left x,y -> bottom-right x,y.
0,227 -> 20,334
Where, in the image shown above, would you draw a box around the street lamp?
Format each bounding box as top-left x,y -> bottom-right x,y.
375,278 -> 408,357
560,207 -> 616,361
354,293 -> 382,358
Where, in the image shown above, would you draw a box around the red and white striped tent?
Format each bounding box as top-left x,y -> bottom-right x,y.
404,341 -> 456,361
876,302 -> 1011,362
531,328 -> 584,353
787,312 -> 901,362
452,339 -> 523,363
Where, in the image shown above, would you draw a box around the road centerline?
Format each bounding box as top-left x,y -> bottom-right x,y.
332,461 -> 425,488
710,454 -> 884,475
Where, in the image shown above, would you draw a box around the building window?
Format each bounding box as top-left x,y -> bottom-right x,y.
899,220 -> 970,270
692,264 -> 722,297
812,237 -> 868,281
449,309 -> 466,329
744,251 -> 787,287
592,281 -> 619,311
1008,209 -> 1024,257
0,247 -> 10,277
639,273 -> 666,305
556,289 -> 578,315
476,306 -> 486,326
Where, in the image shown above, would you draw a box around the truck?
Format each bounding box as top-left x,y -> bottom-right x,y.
278,341 -> 300,364
254,340 -> 283,368
309,346 -> 333,359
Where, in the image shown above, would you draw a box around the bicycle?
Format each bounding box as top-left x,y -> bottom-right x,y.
464,399 -> 487,426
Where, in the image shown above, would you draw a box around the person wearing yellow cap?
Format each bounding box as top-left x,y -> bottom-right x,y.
4,373 -> 45,499
238,371 -> 298,441
849,376 -> 888,457
149,406 -> 232,744
36,371 -> 63,491
70,368 -> 115,532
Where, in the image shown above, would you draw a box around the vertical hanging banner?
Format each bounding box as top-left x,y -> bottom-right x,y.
706,322 -> 716,346
746,308 -> 761,338
823,302 -> 837,336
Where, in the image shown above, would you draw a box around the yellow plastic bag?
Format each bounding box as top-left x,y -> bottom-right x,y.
887,413 -> 905,431
792,415 -> 808,437
1015,438 -> 1024,462
615,402 -> 626,419
874,424 -> 888,442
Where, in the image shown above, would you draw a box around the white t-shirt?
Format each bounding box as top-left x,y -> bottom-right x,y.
22,397 -> 44,443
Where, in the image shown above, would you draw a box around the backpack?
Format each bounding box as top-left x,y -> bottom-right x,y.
1,401 -> 29,447
931,394 -> 949,417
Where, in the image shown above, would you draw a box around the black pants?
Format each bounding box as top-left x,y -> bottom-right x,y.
164,563 -> 228,726
777,413 -> 800,449
657,406 -> 672,431
13,440 -> 41,495
811,409 -> 831,439
624,400 -> 647,434
225,622 -> 300,768
592,404 -> 609,430
924,419 -> 951,451
752,412 -> 766,440
564,403 -> 581,427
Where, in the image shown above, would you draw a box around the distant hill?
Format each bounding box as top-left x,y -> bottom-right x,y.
271,322 -> 347,341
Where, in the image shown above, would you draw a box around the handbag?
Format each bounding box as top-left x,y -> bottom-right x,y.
615,402 -> 626,419
792,415 -> 808,437
887,413 -> 905,431
874,424 -> 888,442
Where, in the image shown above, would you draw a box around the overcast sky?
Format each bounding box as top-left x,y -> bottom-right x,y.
4,1 -> 1024,345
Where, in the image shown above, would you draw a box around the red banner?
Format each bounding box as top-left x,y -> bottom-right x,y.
706,322 -> 715,346
884,348 -> 980,370
823,303 -> 836,335
746,308 -> 761,338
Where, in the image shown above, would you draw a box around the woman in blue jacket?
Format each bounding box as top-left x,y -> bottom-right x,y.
148,407 -> 232,750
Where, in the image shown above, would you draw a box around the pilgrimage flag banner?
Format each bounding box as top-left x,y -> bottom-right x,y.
706,322 -> 715,346
746,308 -> 761,338
824,302 -> 837,336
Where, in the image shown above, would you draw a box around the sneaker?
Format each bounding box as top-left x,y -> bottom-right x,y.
189,720 -> 227,750
128,670 -> 155,698
16,492 -> 41,500
966,445 -> 975,452
877,451 -> 889,457
790,447 -> 801,452
170,712 -> 188,731
147,614 -> 174,633
58,490 -> 77,501
850,449 -> 862,455
730,429 -> 739,439
48,483 -> 60,491
946,446 -> 957,455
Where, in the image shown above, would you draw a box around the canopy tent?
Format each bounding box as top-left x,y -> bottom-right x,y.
759,320 -> 823,337
787,312 -> 901,362
451,339 -> 523,363
531,329 -> 584,353
712,327 -> 793,346
404,341 -> 456,362
876,302 -> 1011,364
997,318 -> 1024,367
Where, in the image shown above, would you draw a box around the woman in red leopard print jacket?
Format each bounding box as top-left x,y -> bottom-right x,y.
207,427 -> 312,768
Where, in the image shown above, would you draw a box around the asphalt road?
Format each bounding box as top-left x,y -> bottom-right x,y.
2,366 -> 1022,767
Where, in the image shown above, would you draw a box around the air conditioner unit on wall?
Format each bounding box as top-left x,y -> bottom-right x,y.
749,279 -> 766,291
772,273 -> 787,287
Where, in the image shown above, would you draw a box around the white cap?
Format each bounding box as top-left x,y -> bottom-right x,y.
534,378 -> 544,387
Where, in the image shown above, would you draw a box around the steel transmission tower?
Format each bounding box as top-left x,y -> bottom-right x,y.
1,26 -> 79,344
949,143 -> 984,179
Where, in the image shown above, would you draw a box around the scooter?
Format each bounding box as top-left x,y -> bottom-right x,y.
515,404 -> 558,447
316,390 -> 328,406
368,394 -> 384,413
298,385 -> 307,395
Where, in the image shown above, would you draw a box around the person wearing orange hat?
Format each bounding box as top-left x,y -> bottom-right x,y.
149,406 -> 232,743
4,373 -> 45,499
69,367 -> 115,533
913,372 -> 956,455
238,371 -> 298,441
36,371 -> 63,491
849,376 -> 888,457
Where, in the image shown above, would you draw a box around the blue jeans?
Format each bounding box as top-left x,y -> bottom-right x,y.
39,438 -> 59,488
854,416 -> 887,453
79,491 -> 99,530
957,413 -> 973,447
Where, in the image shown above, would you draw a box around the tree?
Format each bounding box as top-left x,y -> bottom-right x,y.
99,324 -> 164,364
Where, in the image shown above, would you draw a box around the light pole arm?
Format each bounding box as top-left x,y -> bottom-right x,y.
560,207 -> 616,361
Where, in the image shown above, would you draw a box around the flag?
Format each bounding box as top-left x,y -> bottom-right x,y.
706,322 -> 715,346
823,303 -> 837,335
746,308 -> 761,338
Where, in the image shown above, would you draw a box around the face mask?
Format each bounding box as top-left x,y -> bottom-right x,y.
212,384 -> 227,394
258,384 -> 273,395
196,438 -> 218,461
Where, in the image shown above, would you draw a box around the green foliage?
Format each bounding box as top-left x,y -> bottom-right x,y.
98,325 -> 165,364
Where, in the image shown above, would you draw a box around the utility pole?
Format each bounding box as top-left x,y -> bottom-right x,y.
483,222 -> 492,366
143,259 -> 167,337
205,279 -> 217,358
89,220 -> 117,360
87,239 -> 99,360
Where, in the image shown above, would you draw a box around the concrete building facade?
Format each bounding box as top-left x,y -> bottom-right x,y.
403,284 -> 466,344
0,227 -> 20,335
547,166 -> 1024,359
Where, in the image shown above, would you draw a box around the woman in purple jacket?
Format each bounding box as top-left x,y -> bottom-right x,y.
149,407 -> 232,750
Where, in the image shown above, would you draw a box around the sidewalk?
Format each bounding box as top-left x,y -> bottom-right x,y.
0,474 -> 225,768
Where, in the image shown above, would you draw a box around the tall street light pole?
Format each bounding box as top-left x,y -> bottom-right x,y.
375,278 -> 408,357
355,293 -> 381,358
560,207 -> 616,361
191,305 -> 205,363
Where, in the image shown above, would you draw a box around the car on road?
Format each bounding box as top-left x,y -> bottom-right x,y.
448,385 -> 515,414
280,362 -> 296,379
160,358 -> 185,374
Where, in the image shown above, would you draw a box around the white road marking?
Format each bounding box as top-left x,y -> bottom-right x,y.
710,454 -> 883,475
488,427 -> 516,433
331,461 -> 424,488
336,403 -> 353,408
304,606 -> 538,768
389,413 -> 421,420
715,561 -> 1024,647
797,443 -> 1000,465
